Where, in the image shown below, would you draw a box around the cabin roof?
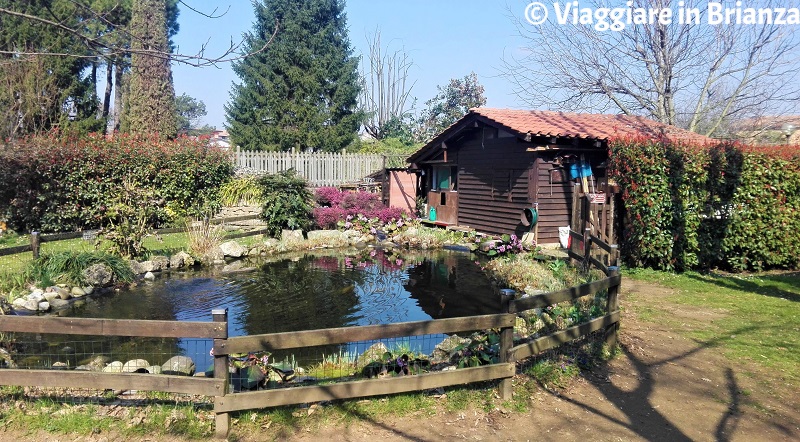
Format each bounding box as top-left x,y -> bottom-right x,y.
408,108 -> 715,163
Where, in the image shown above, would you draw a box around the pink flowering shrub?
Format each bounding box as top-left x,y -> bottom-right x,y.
312,187 -> 408,230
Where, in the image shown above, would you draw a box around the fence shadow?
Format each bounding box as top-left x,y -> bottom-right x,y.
685,272 -> 800,303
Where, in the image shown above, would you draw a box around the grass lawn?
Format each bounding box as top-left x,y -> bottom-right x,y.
625,268 -> 800,384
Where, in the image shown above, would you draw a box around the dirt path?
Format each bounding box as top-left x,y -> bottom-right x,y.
2,277 -> 799,441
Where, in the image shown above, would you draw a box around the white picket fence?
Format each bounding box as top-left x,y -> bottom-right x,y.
233,148 -> 403,187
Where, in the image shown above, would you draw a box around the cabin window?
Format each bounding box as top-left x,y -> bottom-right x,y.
432,166 -> 458,191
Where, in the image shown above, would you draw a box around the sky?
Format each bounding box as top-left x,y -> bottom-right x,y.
170,0 -> 528,130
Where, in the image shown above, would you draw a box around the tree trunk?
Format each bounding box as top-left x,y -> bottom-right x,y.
113,61 -> 124,132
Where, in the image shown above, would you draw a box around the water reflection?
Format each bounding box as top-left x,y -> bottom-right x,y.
20,249 -> 497,369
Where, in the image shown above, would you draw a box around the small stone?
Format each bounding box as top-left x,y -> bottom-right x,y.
28,291 -> 45,303
52,361 -> 68,369
71,287 -> 87,297
54,287 -> 71,300
147,365 -> 162,375
43,291 -> 60,303
143,272 -> 156,281
37,301 -> 50,311
82,286 -> 94,295
49,299 -> 70,309
161,356 -> 196,376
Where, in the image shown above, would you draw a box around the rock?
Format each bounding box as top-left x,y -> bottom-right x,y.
432,335 -> 471,363
147,365 -> 162,374
78,355 -> 110,371
71,287 -> 87,297
161,356 -> 196,376
43,291 -> 60,303
82,263 -> 113,287
52,361 -> 69,369
170,251 -> 194,269
281,229 -> 304,243
357,342 -> 388,368
0,348 -> 17,368
307,230 -> 345,241
28,290 -> 45,303
137,260 -> 158,273
37,301 -> 50,311
102,361 -> 124,373
143,272 -> 156,281
122,359 -> 150,373
49,298 -> 70,310
152,255 -> 170,271
129,260 -> 145,274
82,286 -> 94,295
53,286 -> 71,300
14,298 -> 39,311
219,240 -> 246,258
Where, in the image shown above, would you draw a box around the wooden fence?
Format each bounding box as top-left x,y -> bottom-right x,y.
234,149 -> 396,187
0,237 -> 620,439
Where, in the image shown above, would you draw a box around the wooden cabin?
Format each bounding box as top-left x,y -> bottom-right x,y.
407,108 -> 712,245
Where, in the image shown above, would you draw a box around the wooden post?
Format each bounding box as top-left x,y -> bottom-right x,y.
30,232 -> 40,259
604,267 -> 620,349
212,309 -> 230,440
570,183 -> 580,232
498,289 -> 516,401
582,228 -> 591,272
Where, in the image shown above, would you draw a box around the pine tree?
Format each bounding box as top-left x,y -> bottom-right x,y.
120,0 -> 177,139
225,0 -> 362,152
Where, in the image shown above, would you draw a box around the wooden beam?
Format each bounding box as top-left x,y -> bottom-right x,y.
508,311 -> 620,362
512,275 -> 621,312
219,314 -> 515,355
0,316 -> 227,339
214,364 -> 515,413
0,370 -> 223,396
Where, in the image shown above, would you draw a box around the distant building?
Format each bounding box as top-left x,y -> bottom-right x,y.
211,130 -> 231,149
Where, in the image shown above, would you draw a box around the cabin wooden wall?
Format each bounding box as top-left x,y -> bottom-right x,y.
530,158 -> 574,244
456,132 -> 533,237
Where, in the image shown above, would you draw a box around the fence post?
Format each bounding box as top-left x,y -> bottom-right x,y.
212,309 -> 230,439
604,267 -> 620,349
499,289 -> 516,401
30,232 -> 40,259
582,228 -> 591,272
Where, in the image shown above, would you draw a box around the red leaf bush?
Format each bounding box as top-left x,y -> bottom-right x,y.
313,187 -> 405,229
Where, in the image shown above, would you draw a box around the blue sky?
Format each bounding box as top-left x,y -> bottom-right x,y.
171,0 -> 526,129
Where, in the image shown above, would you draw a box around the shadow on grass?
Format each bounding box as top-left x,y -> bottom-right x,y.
685,272 -> 800,303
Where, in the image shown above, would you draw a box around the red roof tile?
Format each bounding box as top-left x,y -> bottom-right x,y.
471,108 -> 714,145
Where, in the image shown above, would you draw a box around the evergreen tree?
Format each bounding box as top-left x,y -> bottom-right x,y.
226,0 -> 362,152
0,0 -> 99,139
120,0 -> 177,139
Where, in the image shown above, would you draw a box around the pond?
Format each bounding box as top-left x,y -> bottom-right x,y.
14,248 -> 501,371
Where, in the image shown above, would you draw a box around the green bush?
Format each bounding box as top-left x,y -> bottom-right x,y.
258,169 -> 313,237
30,251 -> 134,288
0,132 -> 233,233
610,139 -> 800,271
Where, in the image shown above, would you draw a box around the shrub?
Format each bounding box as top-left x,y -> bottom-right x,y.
219,175 -> 264,207
312,187 -> 406,229
259,169 -> 313,237
0,131 -> 233,233
30,251 -> 134,288
609,138 -> 800,271
186,216 -> 225,261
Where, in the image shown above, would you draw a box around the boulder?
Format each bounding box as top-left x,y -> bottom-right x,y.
37,301 -> 50,311
152,255 -> 170,271
122,359 -> 150,373
82,263 -> 113,287
137,260 -> 158,273
49,298 -> 70,310
28,290 -> 45,303
432,335 -> 471,363
147,365 -> 162,375
13,297 -> 39,311
70,287 -> 87,297
219,240 -> 246,258
78,355 -> 110,371
170,251 -> 195,269
143,272 -> 156,281
128,260 -> 145,274
281,230 -> 304,243
82,286 -> 94,295
52,286 -> 71,300
356,342 -> 388,368
161,356 -> 196,376
102,361 -> 124,373
307,230 -> 345,241
43,291 -> 60,303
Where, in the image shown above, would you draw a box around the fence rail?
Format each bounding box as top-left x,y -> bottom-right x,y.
234,149 -> 400,187
0,239 -> 621,439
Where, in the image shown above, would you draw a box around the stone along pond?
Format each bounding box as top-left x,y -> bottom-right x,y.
13,248 -> 501,376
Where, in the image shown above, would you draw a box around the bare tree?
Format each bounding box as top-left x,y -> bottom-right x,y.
502,0 -> 800,137
359,29 -> 416,140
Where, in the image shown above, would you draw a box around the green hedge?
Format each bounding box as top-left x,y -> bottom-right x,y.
609,139 -> 800,272
0,132 -> 233,233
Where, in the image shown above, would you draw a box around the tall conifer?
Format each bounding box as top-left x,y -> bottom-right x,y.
226,0 -> 362,152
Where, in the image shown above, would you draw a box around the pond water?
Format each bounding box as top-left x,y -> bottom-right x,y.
17,248 -> 500,370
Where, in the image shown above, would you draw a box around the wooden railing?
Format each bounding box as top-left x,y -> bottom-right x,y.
0,240 -> 621,439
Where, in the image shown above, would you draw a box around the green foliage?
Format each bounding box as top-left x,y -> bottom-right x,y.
175,93 -> 207,133
100,178 -> 159,258
416,72 -> 486,142
120,0 -> 178,139
258,169 -> 313,237
226,0 -> 362,152
451,331 -> 500,368
0,132 -> 233,233
218,176 -> 264,207
610,139 -> 800,271
30,251 -> 134,287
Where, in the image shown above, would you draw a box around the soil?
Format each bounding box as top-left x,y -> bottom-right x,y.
2,276 -> 799,441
